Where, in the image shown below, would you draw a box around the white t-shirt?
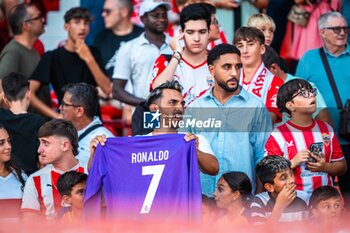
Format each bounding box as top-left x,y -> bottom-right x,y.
0,172 -> 27,199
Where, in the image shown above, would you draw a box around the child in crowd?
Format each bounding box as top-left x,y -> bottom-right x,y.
249,156 -> 309,224
265,79 -> 347,196
213,171 -> 252,226
247,13 -> 275,46
57,171 -> 87,223
309,186 -> 343,226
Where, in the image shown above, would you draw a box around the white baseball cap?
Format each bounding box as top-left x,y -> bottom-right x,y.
139,0 -> 172,17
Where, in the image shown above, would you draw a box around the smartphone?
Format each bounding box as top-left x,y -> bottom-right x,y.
308,142 -> 323,163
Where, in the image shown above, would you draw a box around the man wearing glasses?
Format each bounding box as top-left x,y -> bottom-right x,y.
60,83 -> 114,168
296,12 -> 350,207
0,3 -> 47,107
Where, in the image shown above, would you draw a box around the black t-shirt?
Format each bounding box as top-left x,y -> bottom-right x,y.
94,25 -> 144,78
30,46 -> 105,102
0,109 -> 45,175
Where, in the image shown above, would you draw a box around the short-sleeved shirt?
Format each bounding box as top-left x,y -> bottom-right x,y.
112,33 -> 172,100
150,54 -> 212,107
30,46 -> 105,102
296,46 -> 350,145
249,191 -> 309,224
0,40 -> 40,79
265,120 -> 344,194
21,163 -> 87,219
240,62 -> 284,120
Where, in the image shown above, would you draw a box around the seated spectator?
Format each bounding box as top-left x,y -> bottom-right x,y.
247,13 -> 275,46
0,124 -> 27,219
262,46 -> 333,126
249,156 -> 309,224
21,119 -> 87,220
60,83 -> 114,167
213,171 -> 252,226
309,186 -> 343,226
0,72 -> 45,175
57,171 -> 87,223
265,79 -> 347,196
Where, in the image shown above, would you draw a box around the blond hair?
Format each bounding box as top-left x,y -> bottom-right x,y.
247,13 -> 276,31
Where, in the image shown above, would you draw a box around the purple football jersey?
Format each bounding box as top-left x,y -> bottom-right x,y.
84,134 -> 202,222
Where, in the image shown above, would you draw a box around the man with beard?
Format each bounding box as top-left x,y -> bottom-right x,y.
112,0 -> 172,106
90,80 -> 219,176
29,7 -> 111,119
186,44 -> 272,197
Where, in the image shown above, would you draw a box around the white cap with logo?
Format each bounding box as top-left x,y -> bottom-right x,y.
139,0 -> 172,17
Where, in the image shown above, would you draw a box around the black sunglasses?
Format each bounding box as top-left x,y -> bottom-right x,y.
25,13 -> 43,22
323,26 -> 350,35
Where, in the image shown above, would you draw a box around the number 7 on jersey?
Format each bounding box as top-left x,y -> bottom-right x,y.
140,164 -> 165,214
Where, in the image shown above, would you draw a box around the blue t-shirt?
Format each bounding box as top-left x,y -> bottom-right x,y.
84,134 -> 202,221
296,46 -> 350,145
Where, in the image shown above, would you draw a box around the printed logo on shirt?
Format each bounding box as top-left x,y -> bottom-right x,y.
144,110 -> 161,129
286,140 -> 294,147
321,133 -> 331,147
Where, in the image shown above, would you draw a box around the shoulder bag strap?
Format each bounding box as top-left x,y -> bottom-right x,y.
319,48 -> 343,110
78,124 -> 103,142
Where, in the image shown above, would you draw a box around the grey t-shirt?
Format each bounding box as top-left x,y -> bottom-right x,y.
0,40 -> 40,79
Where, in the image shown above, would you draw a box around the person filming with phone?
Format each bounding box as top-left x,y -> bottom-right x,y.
265,79 -> 347,197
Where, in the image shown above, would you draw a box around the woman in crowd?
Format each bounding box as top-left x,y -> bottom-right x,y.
0,124 -> 27,219
213,171 -> 252,226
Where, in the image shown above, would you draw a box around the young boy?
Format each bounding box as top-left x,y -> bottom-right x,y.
309,186 -> 343,225
265,79 -> 347,196
29,7 -> 111,119
249,156 -> 309,224
0,73 -> 45,175
151,3 -> 212,107
233,27 -> 284,123
262,46 -> 333,126
247,13 -> 275,46
57,171 -> 88,223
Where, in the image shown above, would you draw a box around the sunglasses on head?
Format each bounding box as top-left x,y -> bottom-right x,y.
323,26 -> 350,35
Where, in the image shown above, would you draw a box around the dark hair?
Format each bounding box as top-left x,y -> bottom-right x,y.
197,3 -> 216,15
180,3 -> 211,30
64,7 -> 93,23
233,27 -> 265,45
57,171 -> 87,196
277,79 -> 313,115
38,119 -> 78,156
256,156 -> 292,185
8,3 -> 34,35
2,72 -> 29,102
309,186 -> 341,209
207,43 -> 241,65
62,83 -> 98,119
146,80 -> 183,106
262,46 -> 280,69
118,0 -> 133,18
221,171 -> 252,204
0,124 -> 26,189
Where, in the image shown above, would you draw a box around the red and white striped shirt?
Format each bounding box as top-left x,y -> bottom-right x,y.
265,120 -> 344,195
21,163 -> 87,219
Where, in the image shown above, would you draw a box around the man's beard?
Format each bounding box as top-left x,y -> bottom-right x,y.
216,77 -> 239,93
